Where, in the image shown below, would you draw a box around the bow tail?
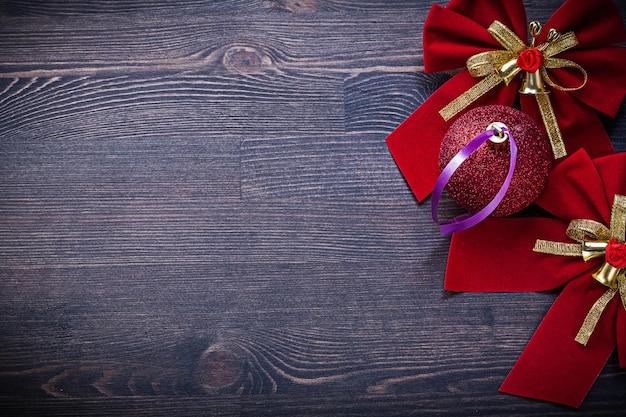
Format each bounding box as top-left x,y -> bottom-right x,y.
500,277 -> 619,408
386,71 -> 515,202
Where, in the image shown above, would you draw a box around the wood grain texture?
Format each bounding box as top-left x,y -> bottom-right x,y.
0,0 -> 447,15
1,1 -> 626,416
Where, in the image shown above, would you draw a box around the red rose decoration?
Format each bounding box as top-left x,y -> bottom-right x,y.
516,48 -> 544,72
606,238 -> 626,268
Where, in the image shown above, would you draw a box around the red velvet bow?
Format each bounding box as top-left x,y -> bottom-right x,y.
444,150 -> 626,407
386,0 -> 626,202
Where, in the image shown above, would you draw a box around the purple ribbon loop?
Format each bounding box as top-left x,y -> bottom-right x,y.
431,127 -> 518,235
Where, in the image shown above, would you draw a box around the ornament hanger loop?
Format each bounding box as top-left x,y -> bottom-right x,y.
487,122 -> 509,143
546,28 -> 560,43
528,21 -> 541,47
487,122 -> 509,151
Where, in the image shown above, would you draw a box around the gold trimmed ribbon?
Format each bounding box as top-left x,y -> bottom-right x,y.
533,195 -> 626,346
439,20 -> 587,159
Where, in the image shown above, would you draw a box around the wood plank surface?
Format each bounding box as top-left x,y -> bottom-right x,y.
1,1 -> 626,416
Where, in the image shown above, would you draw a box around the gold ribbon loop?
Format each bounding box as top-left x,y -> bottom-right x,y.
566,219 -> 612,242
467,50 -> 516,77
533,194 -> 626,346
438,20 -> 586,159
487,20 -> 526,53
542,59 -> 588,92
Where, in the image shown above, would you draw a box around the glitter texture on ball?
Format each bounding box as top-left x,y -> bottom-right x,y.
438,105 -> 551,217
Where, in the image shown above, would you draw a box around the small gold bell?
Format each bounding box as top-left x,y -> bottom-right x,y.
519,70 -> 547,95
496,58 -> 522,86
581,240 -> 609,262
592,262 -> 620,288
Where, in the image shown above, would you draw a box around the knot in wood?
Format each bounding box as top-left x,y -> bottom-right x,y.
222,45 -> 268,74
270,0 -> 319,12
198,347 -> 242,390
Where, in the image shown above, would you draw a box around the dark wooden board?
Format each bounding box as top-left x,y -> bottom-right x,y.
1,1 -> 626,415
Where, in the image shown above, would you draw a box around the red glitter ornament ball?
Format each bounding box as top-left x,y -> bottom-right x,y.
438,105 -> 551,217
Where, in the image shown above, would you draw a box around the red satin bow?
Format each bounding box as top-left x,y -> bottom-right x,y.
444,150 -> 626,407
386,0 -> 626,202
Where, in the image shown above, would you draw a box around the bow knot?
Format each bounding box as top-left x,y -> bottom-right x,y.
440,20 -> 587,159
533,195 -> 626,345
